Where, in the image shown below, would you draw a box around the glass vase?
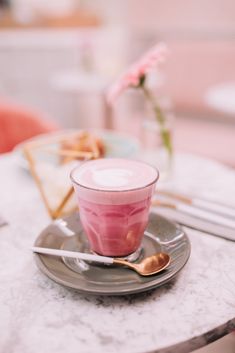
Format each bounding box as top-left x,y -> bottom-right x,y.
139,113 -> 174,181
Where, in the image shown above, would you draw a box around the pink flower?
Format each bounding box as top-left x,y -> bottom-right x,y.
107,42 -> 168,105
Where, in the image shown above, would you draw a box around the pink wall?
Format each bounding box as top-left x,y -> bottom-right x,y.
164,40 -> 235,115
122,0 -> 235,116
126,0 -> 235,33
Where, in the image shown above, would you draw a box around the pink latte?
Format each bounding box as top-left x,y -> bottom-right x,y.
71,158 -> 158,256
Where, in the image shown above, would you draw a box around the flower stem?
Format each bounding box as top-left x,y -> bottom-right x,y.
142,85 -> 173,157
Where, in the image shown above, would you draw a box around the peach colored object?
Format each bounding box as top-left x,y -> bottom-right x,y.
107,42 -> 168,104
0,100 -> 58,153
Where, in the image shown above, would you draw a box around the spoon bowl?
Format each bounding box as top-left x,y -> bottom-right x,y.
114,252 -> 171,276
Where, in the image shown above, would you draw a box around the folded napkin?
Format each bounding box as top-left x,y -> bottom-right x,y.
153,206 -> 235,242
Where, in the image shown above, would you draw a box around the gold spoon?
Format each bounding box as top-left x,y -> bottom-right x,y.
32,247 -> 170,276
113,252 -> 170,276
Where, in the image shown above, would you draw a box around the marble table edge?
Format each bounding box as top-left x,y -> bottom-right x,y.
146,318 -> 235,353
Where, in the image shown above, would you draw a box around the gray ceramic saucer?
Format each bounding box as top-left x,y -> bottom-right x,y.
33,212 -> 191,295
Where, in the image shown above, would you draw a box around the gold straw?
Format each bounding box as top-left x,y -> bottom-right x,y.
23,146 -> 54,218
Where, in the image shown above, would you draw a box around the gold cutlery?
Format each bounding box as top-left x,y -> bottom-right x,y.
157,190 -> 235,218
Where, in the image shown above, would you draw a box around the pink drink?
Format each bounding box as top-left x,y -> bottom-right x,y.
70,158 -> 158,257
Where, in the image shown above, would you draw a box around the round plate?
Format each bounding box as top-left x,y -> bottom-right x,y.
33,213 -> 191,295
14,129 -> 140,170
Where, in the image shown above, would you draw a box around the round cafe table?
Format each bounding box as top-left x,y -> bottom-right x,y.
1,152 -> 235,353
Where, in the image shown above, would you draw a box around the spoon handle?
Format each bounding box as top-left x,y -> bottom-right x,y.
31,247 -> 114,264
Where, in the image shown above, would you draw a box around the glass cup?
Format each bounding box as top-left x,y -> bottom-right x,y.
70,158 -> 159,257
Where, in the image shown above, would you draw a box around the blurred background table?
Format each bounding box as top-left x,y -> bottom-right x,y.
205,82 -> 235,115
0,151 -> 235,353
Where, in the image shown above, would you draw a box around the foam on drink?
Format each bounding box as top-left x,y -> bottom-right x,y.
71,158 -> 158,205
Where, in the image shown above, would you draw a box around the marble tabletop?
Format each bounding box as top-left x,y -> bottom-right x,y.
0,152 -> 235,353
